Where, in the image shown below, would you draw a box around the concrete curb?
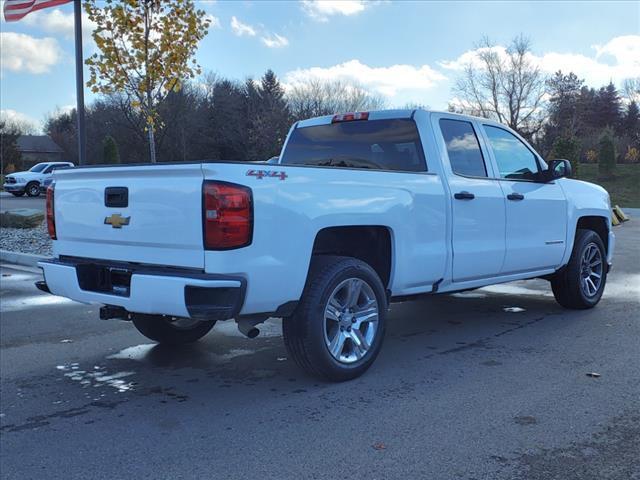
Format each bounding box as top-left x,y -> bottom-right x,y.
0,250 -> 50,268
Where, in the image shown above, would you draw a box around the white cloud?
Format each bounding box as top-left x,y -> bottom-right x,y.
20,8 -> 96,42
301,0 -> 367,21
0,109 -> 41,131
230,16 -> 256,37
439,35 -> 640,88
285,59 -> 447,97
0,32 -> 61,74
204,14 -> 221,29
593,35 -> 640,67
261,33 -> 289,48
438,46 -> 507,71
230,16 -> 287,48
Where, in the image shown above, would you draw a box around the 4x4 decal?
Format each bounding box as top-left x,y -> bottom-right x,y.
246,169 -> 288,181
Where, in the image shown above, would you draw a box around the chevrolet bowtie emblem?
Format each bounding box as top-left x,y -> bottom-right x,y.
104,213 -> 130,228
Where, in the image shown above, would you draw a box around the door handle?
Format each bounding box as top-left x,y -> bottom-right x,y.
454,191 -> 475,200
507,193 -> 524,201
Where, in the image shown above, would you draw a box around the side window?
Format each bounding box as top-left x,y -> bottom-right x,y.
484,126 -> 539,180
439,119 -> 487,177
43,165 -> 55,174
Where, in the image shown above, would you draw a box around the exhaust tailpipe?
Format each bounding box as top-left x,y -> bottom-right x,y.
236,318 -> 262,339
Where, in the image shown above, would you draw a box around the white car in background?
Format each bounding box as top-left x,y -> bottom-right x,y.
3,162 -> 74,197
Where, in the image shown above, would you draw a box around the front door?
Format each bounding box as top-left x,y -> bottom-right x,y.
438,118 -> 506,282
482,125 -> 567,274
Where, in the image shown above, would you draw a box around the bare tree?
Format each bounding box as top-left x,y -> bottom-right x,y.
453,35 -> 547,138
622,78 -> 640,103
287,79 -> 386,120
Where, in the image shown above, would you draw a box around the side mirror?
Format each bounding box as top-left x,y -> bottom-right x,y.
543,159 -> 572,182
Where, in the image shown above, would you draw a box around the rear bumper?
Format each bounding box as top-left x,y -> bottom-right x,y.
38,258 -> 246,321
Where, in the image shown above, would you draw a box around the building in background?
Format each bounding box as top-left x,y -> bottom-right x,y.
16,136 -> 64,169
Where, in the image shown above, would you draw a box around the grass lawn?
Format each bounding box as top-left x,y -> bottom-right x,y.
576,164 -> 640,208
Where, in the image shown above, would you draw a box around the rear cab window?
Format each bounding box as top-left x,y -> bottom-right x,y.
280,119 -> 427,172
439,119 -> 487,177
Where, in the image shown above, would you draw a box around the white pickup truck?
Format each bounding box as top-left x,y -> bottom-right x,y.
4,161 -> 74,197
37,110 -> 614,381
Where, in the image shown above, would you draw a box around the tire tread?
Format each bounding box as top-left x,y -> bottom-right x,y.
283,255 -> 387,381
551,229 -> 606,309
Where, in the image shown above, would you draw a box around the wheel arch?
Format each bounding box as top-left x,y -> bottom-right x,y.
310,225 -> 393,290
575,215 -> 609,255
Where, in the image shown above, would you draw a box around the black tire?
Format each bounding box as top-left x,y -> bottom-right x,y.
25,182 -> 40,197
132,314 -> 215,344
283,255 -> 387,382
10,191 -> 25,197
551,229 -> 607,309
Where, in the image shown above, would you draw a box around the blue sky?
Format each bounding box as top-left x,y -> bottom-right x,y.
1,0 -> 639,132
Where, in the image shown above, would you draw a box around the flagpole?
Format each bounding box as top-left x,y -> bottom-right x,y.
74,0 -> 86,165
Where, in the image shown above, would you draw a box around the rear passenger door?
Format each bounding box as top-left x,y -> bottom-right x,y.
481,125 -> 567,273
437,117 -> 506,282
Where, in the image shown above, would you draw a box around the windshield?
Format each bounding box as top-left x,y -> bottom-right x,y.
29,163 -> 48,172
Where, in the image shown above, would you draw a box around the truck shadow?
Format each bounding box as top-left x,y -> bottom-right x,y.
103,279 -> 571,390
1,280 -> 594,435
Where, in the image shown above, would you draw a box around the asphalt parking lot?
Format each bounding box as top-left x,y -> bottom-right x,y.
0,191 -> 46,211
0,216 -> 638,480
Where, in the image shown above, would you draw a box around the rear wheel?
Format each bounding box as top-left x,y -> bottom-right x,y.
26,182 -> 40,197
132,315 -> 215,344
283,255 -> 387,381
551,229 -> 607,309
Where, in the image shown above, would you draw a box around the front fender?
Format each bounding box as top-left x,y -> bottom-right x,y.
557,178 -> 613,267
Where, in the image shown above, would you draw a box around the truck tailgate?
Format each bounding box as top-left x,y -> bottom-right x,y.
53,164 -> 205,269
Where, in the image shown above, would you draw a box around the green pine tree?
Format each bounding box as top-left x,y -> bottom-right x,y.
597,127 -> 616,178
552,134 -> 580,177
102,135 -> 120,164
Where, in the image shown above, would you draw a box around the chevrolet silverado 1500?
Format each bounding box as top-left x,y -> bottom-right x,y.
37,110 -> 614,381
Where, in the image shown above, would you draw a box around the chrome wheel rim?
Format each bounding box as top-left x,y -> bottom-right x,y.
29,185 -> 39,195
323,277 -> 379,364
580,242 -> 603,298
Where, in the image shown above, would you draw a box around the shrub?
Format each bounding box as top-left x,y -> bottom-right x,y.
585,150 -> 598,163
624,146 -> 639,163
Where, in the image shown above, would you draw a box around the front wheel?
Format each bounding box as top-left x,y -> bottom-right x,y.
26,182 -> 40,197
551,229 -> 607,309
283,255 -> 387,381
132,315 -> 215,344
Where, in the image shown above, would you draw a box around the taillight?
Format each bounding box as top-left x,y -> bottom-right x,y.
203,181 -> 253,250
332,111 -> 369,123
46,183 -> 56,239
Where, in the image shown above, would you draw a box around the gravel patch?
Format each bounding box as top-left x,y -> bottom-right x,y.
0,222 -> 52,256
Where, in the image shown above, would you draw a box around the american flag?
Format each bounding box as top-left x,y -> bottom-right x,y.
3,0 -> 72,22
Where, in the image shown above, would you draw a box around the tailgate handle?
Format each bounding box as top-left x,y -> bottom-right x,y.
105,187 -> 128,208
